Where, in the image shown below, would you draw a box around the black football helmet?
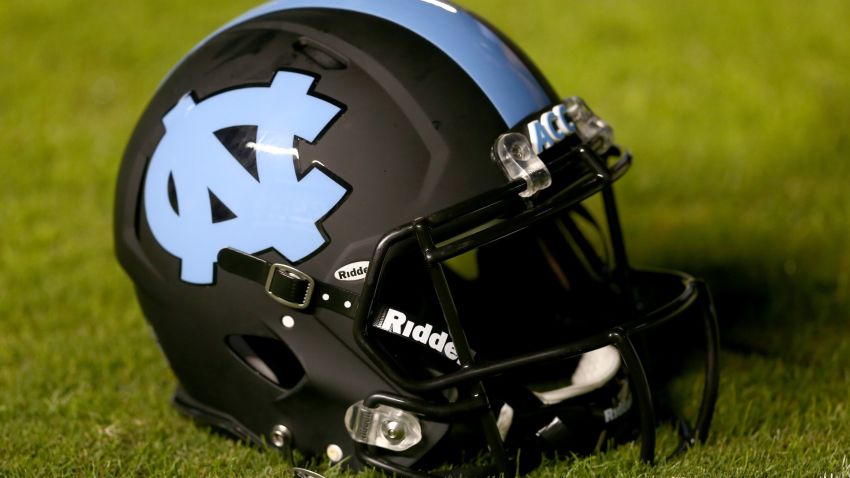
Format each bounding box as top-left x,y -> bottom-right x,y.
115,1 -> 719,476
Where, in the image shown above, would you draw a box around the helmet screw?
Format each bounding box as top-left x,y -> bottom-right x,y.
381,420 -> 406,443
270,424 -> 291,448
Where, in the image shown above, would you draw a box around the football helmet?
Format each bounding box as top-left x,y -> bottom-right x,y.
114,1 -> 719,476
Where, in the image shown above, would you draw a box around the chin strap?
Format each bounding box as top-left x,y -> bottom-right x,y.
533,345 -> 621,405
495,345 -> 624,443
217,248 -> 359,318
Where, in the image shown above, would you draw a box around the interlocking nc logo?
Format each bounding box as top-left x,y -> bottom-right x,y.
143,72 -> 347,284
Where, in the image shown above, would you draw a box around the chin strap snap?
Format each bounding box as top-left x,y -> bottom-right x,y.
217,248 -> 359,318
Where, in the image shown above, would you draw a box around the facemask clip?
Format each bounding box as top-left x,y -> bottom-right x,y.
344,401 -> 423,452
493,132 -> 553,198
564,96 -> 614,155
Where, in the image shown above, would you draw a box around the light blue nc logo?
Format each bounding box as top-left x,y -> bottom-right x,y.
143,71 -> 348,284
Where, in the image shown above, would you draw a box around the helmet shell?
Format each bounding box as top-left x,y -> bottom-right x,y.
115,1 -> 558,465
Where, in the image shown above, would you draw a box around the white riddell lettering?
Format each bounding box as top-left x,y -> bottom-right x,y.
412,323 -> 433,344
402,320 -> 415,338
375,308 -> 459,364
379,308 -> 407,334
428,331 -> 448,353
334,261 -> 370,281
444,342 -> 458,361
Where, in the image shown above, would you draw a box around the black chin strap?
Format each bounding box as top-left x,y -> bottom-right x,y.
217,248 -> 359,318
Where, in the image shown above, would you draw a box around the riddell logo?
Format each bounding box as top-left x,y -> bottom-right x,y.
373,308 -> 459,363
334,261 -> 369,281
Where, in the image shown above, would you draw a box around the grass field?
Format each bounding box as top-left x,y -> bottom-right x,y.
1,0 -> 849,476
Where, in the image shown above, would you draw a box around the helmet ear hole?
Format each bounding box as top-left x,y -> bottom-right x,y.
226,335 -> 305,390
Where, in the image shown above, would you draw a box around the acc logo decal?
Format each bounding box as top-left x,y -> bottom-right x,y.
526,103 -> 576,154
144,71 -> 347,284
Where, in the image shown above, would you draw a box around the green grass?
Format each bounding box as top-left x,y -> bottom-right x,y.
1,0 -> 849,475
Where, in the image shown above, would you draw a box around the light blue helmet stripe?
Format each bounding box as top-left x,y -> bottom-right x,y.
193,0 -> 552,127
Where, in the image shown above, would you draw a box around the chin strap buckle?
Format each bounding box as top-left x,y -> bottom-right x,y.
217,248 -> 359,317
265,263 -> 315,309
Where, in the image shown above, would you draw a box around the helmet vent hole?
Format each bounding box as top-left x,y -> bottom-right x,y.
226,335 -> 305,389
